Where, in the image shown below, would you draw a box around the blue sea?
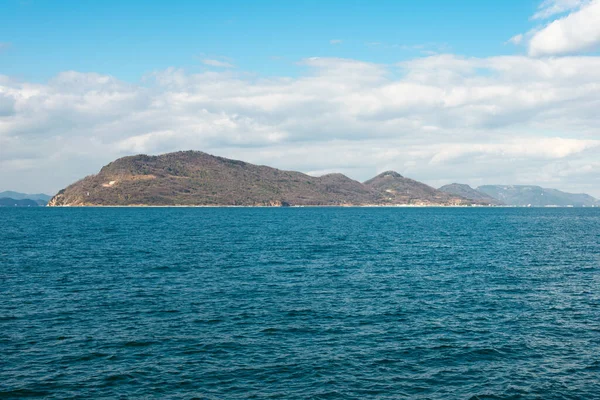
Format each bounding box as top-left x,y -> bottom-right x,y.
1,207 -> 600,399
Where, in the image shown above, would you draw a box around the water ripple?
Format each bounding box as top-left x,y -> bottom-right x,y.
1,207 -> 600,399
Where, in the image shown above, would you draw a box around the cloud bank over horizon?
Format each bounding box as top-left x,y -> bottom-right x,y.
1,0 -> 600,197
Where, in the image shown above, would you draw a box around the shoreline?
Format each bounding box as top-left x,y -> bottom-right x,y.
41,204 -> 594,208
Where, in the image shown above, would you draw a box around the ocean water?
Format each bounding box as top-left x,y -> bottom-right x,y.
1,207 -> 600,399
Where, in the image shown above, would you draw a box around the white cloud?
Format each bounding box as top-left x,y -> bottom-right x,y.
532,0 -> 589,19
1,54 -> 600,197
507,34 -> 524,45
528,0 -> 600,56
330,39 -> 342,45
428,138 -> 600,164
202,59 -> 235,68
366,41 -> 450,55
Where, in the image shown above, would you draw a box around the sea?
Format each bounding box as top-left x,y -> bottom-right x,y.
1,207 -> 600,399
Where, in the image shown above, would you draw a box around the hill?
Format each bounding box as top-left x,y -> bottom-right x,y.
439,183 -> 504,205
48,151 -> 476,207
364,172 -> 471,206
0,198 -> 40,207
477,185 -> 600,207
0,191 -> 51,206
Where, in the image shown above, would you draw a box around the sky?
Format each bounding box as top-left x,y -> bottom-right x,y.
1,0 -> 600,196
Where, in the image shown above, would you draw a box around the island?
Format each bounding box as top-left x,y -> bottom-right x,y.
48,151 -> 482,207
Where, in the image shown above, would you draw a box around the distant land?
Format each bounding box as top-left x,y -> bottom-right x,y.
438,184 -> 504,206
0,198 -> 42,207
438,183 -> 599,207
0,191 -> 51,207
2,151 -> 594,208
47,151 -> 478,207
477,185 -> 600,207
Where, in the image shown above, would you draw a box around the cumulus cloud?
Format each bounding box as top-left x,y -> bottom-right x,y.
1,54 -> 600,196
527,0 -> 600,56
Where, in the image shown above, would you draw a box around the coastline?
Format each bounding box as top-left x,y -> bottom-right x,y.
42,204 -> 593,208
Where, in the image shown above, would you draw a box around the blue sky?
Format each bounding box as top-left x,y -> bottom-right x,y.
1,0 -> 600,196
2,0 -> 539,81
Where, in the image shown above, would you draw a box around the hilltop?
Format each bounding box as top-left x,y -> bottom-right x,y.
366,172 -> 468,205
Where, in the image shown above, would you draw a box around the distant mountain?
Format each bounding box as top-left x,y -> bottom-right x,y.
0,191 -> 51,206
0,198 -> 40,207
365,172 -> 472,206
439,183 -> 504,205
48,151 -> 476,207
477,185 -> 600,207
0,191 -> 51,201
